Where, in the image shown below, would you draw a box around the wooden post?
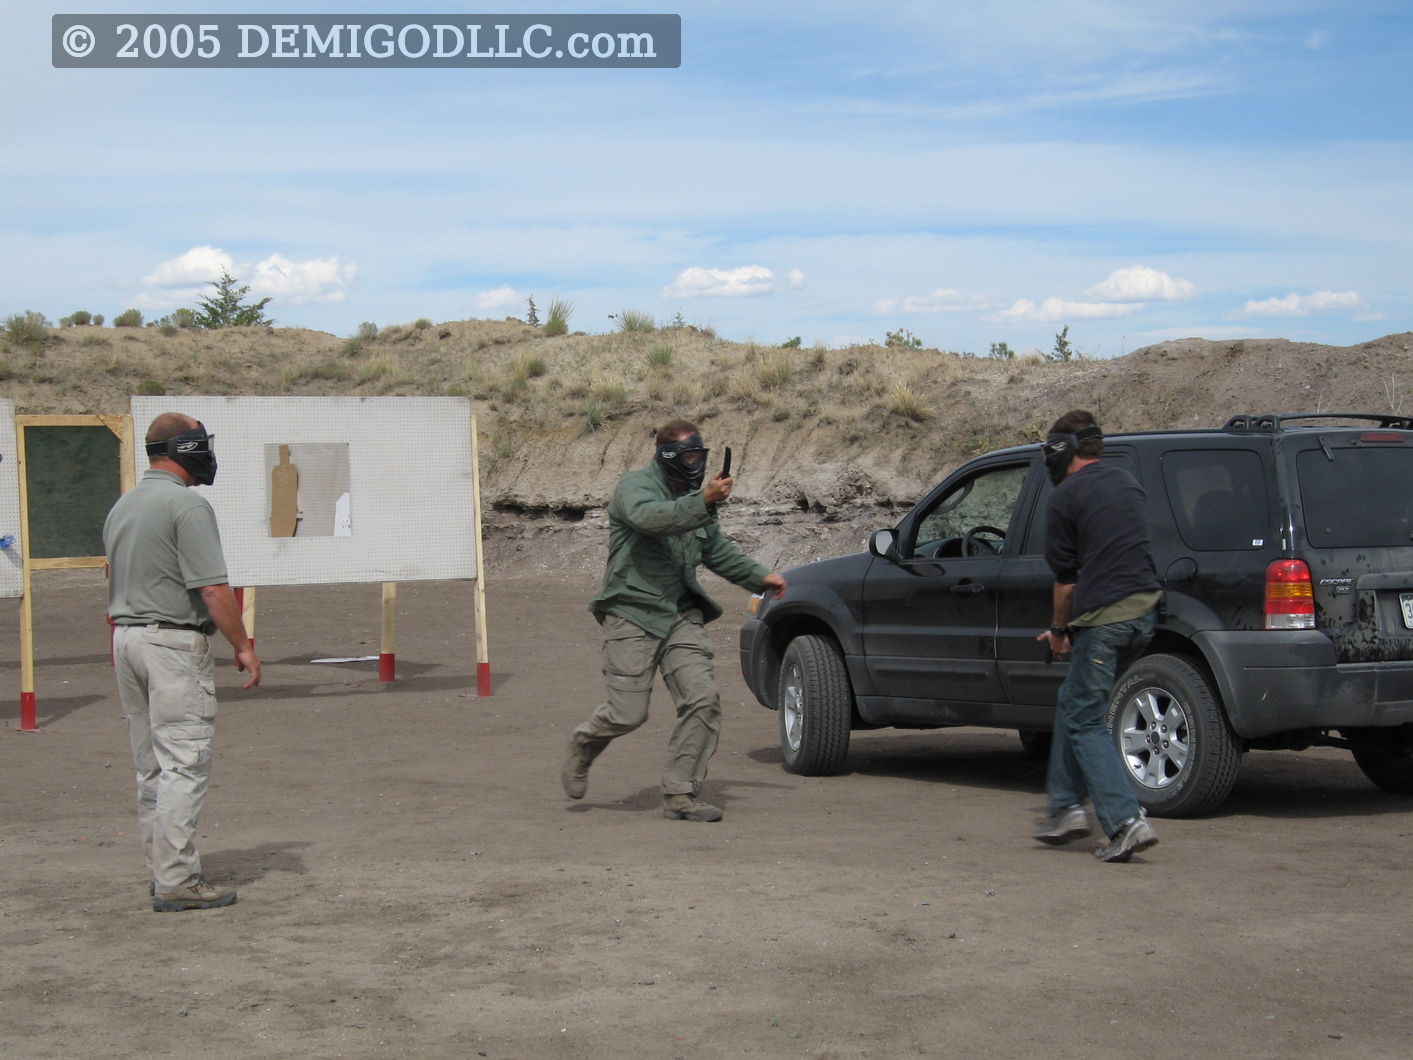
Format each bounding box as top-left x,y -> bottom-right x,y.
15,422 -> 35,731
380,582 -> 396,682
470,412 -> 491,696
239,586 -> 256,648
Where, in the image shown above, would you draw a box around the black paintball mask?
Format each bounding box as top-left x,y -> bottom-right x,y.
1043,424 -> 1102,486
656,432 -> 709,491
147,422 -> 218,486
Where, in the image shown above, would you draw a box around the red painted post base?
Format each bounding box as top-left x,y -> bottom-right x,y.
20,691 -> 37,731
476,662 -> 492,697
379,652 -> 395,683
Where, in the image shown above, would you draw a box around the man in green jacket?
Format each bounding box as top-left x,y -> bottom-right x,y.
561,420 -> 786,821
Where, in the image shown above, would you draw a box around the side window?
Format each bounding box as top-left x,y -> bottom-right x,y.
1021,452 -> 1135,556
1161,449 -> 1269,551
912,463 -> 1028,557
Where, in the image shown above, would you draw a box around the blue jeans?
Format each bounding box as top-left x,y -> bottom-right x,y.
1046,612 -> 1156,837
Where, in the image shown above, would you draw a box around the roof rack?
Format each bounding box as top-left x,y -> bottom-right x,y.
1223,413 -> 1413,432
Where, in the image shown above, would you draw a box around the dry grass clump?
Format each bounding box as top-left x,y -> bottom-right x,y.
888,383 -> 932,422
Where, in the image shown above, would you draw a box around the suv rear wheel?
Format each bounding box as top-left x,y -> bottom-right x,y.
1349,728 -> 1413,793
1108,654 -> 1241,818
777,634 -> 852,775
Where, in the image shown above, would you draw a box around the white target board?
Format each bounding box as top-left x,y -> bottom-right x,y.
0,400 -> 20,598
130,396 -> 477,587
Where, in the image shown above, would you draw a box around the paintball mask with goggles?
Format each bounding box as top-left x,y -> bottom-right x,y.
1042,423 -> 1102,486
146,422 -> 218,486
656,432 -> 709,491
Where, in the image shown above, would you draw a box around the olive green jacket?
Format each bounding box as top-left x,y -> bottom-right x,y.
589,462 -> 770,638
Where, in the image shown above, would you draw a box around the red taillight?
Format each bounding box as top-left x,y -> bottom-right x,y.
1360,432 -> 1404,443
1265,559 -> 1314,630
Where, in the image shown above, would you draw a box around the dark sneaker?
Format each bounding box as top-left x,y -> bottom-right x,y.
561,734 -> 593,800
1094,811 -> 1159,863
1033,804 -> 1091,845
153,879 -> 237,912
663,794 -> 723,822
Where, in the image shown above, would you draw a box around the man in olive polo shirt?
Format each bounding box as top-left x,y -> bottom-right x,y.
561,420 -> 786,821
104,412 -> 261,911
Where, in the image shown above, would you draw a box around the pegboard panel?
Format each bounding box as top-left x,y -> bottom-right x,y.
0,401 -> 19,598
131,397 -> 477,586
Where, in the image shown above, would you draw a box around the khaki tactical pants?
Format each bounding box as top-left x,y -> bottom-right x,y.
113,624 -> 219,891
574,611 -> 720,796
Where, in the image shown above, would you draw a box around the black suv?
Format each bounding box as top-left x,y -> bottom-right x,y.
739,413 -> 1413,816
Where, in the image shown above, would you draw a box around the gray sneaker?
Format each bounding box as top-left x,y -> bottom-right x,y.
1033,804 -> 1091,845
663,794 -> 723,822
152,878 -> 237,912
1094,811 -> 1159,862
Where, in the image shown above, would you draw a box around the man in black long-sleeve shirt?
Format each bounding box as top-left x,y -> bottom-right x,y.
1033,410 -> 1161,863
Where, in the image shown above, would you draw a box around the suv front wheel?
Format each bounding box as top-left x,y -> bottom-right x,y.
777,634 -> 852,776
1108,654 -> 1241,818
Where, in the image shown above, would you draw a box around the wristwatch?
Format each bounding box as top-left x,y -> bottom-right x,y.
1048,624 -> 1070,638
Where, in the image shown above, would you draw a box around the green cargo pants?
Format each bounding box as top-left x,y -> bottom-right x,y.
573,611 -> 720,796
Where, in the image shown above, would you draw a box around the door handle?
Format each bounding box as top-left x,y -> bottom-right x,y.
950,582 -> 985,596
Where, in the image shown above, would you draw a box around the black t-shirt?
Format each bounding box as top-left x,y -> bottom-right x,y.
1045,462 -> 1159,617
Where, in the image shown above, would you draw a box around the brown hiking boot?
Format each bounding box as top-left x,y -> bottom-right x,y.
152,878 -> 237,912
561,734 -> 594,799
663,794 -> 723,822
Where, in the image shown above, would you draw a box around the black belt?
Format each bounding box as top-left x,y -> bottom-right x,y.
118,621 -> 213,634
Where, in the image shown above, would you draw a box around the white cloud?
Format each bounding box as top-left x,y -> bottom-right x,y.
995,297 -> 1144,322
661,265 -> 775,298
1087,265 -> 1195,302
470,285 -> 524,313
250,254 -> 356,304
786,268 -> 806,289
141,245 -> 235,286
138,246 -> 355,308
873,288 -> 992,315
1240,290 -> 1364,316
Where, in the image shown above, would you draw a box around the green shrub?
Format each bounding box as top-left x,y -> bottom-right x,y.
583,399 -> 606,433
136,379 -> 166,395
544,297 -> 573,337
159,323 -> 179,336
615,308 -> 655,333
781,335 -> 802,349
4,311 -> 51,345
413,317 -> 432,330
70,309 -> 92,326
357,321 -> 379,341
92,314 -> 105,326
646,344 -> 673,368
114,308 -> 143,328
885,327 -> 923,349
343,337 -> 364,356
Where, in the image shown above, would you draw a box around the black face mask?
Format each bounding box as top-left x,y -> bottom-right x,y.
656,433 -> 709,491
147,423 -> 218,486
1043,425 -> 1101,486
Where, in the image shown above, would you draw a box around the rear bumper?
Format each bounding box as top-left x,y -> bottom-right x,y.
1197,631 -> 1413,737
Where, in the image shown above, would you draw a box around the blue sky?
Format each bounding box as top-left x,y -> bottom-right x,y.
3,1 -> 1410,356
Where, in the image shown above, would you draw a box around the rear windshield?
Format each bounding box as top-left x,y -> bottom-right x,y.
1297,446 -> 1413,548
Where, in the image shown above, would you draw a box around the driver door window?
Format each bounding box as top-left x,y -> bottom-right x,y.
911,463 -> 1029,558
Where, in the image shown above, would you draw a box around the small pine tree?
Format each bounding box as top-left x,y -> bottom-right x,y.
192,269 -> 272,329
1049,325 -> 1074,362
526,294 -> 540,327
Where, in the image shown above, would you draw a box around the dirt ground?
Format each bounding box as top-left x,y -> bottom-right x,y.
3,569 -> 1412,1059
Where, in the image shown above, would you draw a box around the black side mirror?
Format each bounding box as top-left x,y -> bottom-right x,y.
868,528 -> 898,560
